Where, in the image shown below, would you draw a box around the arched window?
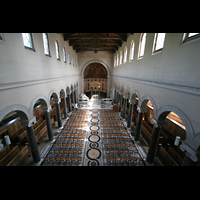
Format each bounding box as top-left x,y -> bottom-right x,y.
42,33 -> 50,56
63,47 -> 66,63
22,33 -> 34,50
55,40 -> 60,60
129,40 -> 135,61
116,54 -> 119,66
152,33 -> 166,53
138,33 -> 146,59
124,46 -> 127,64
120,50 -> 123,65
68,51 -> 71,64
72,53 -> 74,66
114,56 -> 116,67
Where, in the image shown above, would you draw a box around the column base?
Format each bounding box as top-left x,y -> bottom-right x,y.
32,159 -> 43,166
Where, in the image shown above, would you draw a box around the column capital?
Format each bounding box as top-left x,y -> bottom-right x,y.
137,106 -> 146,113
150,117 -> 166,128
20,116 -> 36,127
180,141 -> 199,162
41,105 -> 52,112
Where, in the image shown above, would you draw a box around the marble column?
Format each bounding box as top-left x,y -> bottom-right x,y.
180,142 -> 198,166
21,117 -> 40,164
98,87 -> 100,99
67,94 -> 72,112
119,94 -> 123,113
55,101 -> 62,127
127,103 -> 133,128
134,106 -> 146,141
42,105 -> 54,141
91,87 -> 93,98
114,90 -> 116,103
122,98 -> 127,119
146,118 -> 166,164
62,97 -> 67,118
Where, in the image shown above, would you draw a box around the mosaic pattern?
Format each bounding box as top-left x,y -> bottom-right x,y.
41,110 -> 89,166
41,109 -> 145,166
84,110 -> 103,166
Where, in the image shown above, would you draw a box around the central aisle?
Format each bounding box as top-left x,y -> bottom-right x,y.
41,107 -> 145,166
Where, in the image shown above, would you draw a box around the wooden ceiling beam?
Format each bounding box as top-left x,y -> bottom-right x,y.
73,44 -> 119,50
69,41 -> 122,47
65,36 -> 126,41
76,48 -> 116,53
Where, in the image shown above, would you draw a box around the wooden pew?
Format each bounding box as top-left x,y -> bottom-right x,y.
167,146 -> 183,165
158,146 -> 179,166
35,125 -> 47,144
0,145 -> 21,166
0,145 -> 11,160
6,144 -> 31,166
141,124 -> 151,144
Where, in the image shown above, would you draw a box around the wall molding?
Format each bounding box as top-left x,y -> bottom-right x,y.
112,75 -> 200,96
0,75 -> 80,91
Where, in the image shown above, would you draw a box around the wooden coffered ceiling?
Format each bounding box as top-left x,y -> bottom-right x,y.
61,33 -> 133,53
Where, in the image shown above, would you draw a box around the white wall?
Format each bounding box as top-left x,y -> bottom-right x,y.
112,33 -> 200,151
0,33 -> 79,119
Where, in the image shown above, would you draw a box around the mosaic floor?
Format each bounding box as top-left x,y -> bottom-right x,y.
41,108 -> 145,166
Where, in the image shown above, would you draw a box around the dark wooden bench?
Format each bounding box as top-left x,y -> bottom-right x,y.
35,125 -> 47,144
0,144 -> 30,166
158,146 -> 178,166
6,144 -> 31,166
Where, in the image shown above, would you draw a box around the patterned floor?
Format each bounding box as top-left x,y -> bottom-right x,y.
41,107 -> 145,166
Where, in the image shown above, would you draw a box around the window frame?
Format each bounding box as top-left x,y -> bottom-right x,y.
63,46 -> 66,63
68,51 -> 71,64
22,33 -> 35,52
123,46 -> 127,64
116,54 -> 119,66
55,40 -> 60,60
182,33 -> 200,43
129,40 -> 135,62
119,50 -> 123,66
0,33 -> 4,41
138,33 -> 146,59
114,56 -> 116,67
42,33 -> 51,57
152,33 -> 166,54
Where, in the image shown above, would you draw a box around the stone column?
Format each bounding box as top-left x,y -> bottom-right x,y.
134,106 -> 146,141
74,90 -> 76,104
91,87 -> 93,98
55,100 -> 62,127
21,117 -> 40,164
122,98 -> 127,119
67,93 -> 72,112
43,106 -> 54,141
98,87 -> 100,99
127,103 -> 133,128
119,94 -> 123,113
180,142 -> 198,166
62,97 -> 67,118
114,90 -> 116,103
107,76 -> 110,98
146,118 -> 166,164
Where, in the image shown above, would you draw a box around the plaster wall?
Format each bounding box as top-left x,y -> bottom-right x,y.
112,33 -> 200,146
0,33 -> 79,117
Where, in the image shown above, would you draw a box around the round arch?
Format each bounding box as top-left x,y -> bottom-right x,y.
130,90 -> 140,105
29,94 -> 50,116
81,60 -> 110,76
48,89 -> 60,103
0,104 -> 30,122
157,105 -> 194,142
59,87 -> 66,98
139,95 -> 157,114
